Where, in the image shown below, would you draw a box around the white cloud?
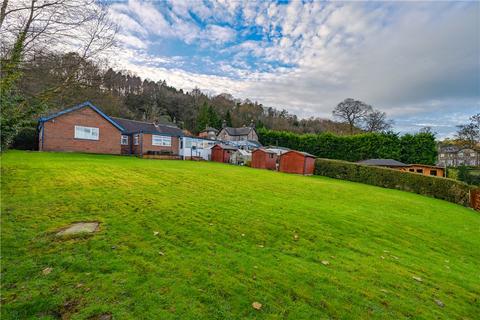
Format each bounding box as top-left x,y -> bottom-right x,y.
106,0 -> 479,134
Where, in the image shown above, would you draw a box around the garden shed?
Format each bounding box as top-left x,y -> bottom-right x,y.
251,148 -> 278,170
211,144 -> 238,163
279,150 -> 316,175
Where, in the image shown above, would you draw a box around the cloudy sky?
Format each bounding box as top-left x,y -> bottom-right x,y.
107,0 -> 479,138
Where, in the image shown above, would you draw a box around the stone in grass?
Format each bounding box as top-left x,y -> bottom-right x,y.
56,222 -> 99,236
412,276 -> 423,282
321,260 -> 330,266
434,299 -> 445,308
42,267 -> 53,275
252,302 -> 262,310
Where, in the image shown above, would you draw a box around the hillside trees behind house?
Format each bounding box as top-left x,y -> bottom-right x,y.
258,127 -> 437,165
6,50 -> 363,150
1,0 -> 117,151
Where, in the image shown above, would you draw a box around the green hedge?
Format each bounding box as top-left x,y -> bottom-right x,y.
315,158 -> 474,207
257,128 -> 437,165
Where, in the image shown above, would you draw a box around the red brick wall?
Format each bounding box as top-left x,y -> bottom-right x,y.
141,134 -> 179,155
40,107 -> 122,154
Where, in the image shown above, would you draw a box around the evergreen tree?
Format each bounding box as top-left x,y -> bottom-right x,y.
207,106 -> 221,129
196,102 -> 210,133
225,110 -> 233,127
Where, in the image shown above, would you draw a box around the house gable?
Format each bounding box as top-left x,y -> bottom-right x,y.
39,101 -> 124,132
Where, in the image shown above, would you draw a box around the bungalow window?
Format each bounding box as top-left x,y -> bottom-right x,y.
416,169 -> 423,174
134,134 -> 139,145
152,135 -> 171,146
121,135 -> 129,145
430,170 -> 437,176
409,169 -> 415,172
74,125 -> 99,140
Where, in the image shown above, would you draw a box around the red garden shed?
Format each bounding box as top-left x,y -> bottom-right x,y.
279,150 -> 316,175
211,144 -> 238,163
251,148 -> 278,170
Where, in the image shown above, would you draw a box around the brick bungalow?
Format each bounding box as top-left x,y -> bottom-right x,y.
38,101 -> 183,156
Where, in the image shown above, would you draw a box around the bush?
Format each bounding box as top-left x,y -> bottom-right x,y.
11,126 -> 37,150
257,128 -> 437,165
315,158 -> 474,207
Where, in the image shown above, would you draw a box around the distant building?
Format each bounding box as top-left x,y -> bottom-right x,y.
437,146 -> 480,167
216,120 -> 259,142
251,148 -> 278,170
358,159 -> 445,177
198,127 -> 218,140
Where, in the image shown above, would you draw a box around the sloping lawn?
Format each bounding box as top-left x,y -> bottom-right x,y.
1,150 -> 479,319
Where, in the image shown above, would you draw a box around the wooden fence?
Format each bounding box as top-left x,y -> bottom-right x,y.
470,189 -> 480,211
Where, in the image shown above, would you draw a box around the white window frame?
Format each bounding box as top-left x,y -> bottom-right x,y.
152,135 -> 171,147
121,135 -> 129,145
74,125 -> 99,140
134,134 -> 139,145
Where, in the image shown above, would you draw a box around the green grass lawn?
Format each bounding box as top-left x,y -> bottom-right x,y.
1,150 -> 479,319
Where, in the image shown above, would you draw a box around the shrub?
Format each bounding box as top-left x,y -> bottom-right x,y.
315,158 -> 474,207
12,126 -> 37,150
257,128 -> 437,165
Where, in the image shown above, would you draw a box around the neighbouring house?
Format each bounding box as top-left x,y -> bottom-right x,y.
358,159 -> 445,177
230,149 -> 252,165
179,136 -> 217,160
210,144 -> 238,163
38,101 -> 183,156
251,148 -> 278,170
198,127 -> 219,140
437,145 -> 480,167
279,150 -> 316,175
216,120 -> 259,142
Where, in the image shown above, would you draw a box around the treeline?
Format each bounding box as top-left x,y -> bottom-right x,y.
258,128 -> 437,165
15,52 -> 354,136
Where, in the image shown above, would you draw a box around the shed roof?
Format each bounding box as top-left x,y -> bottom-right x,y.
282,150 -> 316,158
253,148 -> 277,154
211,144 -> 238,150
357,159 -> 407,167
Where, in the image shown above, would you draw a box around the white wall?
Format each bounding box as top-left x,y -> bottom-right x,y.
179,137 -> 217,160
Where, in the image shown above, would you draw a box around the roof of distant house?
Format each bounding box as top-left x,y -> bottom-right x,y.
358,159 -> 407,167
221,126 -> 255,136
111,117 -> 183,136
200,127 -> 219,133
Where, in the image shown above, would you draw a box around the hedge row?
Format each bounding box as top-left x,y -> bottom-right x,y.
314,158 -> 474,207
257,128 -> 437,165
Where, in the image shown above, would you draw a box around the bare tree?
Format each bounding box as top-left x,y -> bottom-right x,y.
363,110 -> 393,133
332,98 -> 372,134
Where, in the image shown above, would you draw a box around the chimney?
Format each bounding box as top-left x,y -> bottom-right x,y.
222,119 -> 227,128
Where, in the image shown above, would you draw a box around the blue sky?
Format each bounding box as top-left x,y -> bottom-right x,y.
107,0 -> 480,138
